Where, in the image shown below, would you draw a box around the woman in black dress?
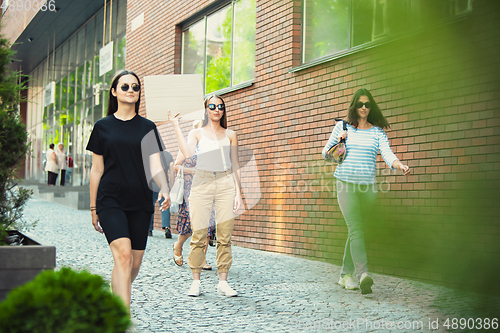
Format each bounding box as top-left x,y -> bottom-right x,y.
86,70 -> 169,309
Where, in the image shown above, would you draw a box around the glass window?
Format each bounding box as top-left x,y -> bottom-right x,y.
182,20 -> 206,78
76,65 -> 85,102
77,28 -> 86,65
302,0 -> 472,63
86,17 -> 96,58
54,49 -> 62,81
205,5 -> 232,93
67,106 -> 74,125
116,0 -> 127,35
75,102 -> 83,126
69,35 -> 77,68
85,60 -> 94,99
93,104 -> 104,123
47,52 -> 55,82
233,0 -> 256,85
95,8 -> 104,50
68,70 -> 76,106
42,61 -> 48,87
55,81 -> 61,111
61,76 -> 68,111
62,43 -> 69,77
94,54 -> 101,79
116,36 -> 126,71
181,0 -> 256,94
303,0 -> 349,63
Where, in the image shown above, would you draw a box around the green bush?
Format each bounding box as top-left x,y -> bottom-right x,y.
0,267 -> 131,333
0,24 -> 32,244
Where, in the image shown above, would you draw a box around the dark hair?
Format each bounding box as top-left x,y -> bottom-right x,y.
203,94 -> 227,129
347,88 -> 389,129
107,70 -> 141,116
49,143 -> 54,149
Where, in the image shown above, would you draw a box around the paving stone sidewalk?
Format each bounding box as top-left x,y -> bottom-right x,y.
22,197 -> 500,332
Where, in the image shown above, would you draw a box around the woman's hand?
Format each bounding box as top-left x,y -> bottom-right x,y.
399,164 -> 410,176
91,211 -> 103,234
233,192 -> 244,214
392,160 -> 410,176
158,192 -> 171,211
167,111 -> 180,127
337,131 -> 347,142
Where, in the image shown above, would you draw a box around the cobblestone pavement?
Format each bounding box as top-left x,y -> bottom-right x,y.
23,197 -> 499,333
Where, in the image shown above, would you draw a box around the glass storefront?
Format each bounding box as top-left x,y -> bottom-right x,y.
26,0 -> 127,186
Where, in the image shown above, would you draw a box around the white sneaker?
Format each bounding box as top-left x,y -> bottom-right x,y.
360,273 -> 373,295
338,274 -> 359,290
187,280 -> 202,297
217,281 -> 238,297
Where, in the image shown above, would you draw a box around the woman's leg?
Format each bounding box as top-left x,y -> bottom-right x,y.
173,233 -> 192,266
131,250 -> 146,282
337,180 -> 374,278
48,172 -> 56,185
211,174 -> 237,296
188,172 -> 215,278
110,238 -> 135,308
99,209 -> 150,307
177,233 -> 192,247
214,175 -> 236,277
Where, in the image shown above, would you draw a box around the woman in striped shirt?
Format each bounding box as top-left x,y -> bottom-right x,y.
323,88 -> 410,294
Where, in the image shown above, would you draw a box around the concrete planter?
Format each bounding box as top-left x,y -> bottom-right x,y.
0,230 -> 56,300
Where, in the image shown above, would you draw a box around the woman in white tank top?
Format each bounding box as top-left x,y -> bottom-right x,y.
169,94 -> 243,297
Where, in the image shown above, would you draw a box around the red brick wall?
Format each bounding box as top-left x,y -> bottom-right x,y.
128,0 -> 500,293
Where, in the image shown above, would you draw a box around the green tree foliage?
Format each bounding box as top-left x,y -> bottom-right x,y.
233,0 -> 256,85
0,25 -> 32,245
303,0 -> 349,62
0,267 -> 131,333
205,0 -> 256,93
206,7 -> 232,94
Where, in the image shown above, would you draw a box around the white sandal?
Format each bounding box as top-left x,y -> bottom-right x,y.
173,242 -> 183,266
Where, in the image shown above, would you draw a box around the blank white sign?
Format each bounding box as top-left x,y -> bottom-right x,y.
144,74 -> 205,122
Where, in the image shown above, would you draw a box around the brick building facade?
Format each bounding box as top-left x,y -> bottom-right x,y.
134,0 -> 500,294
4,0 -> 499,294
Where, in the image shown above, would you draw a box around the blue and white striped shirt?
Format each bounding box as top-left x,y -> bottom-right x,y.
322,122 -> 399,185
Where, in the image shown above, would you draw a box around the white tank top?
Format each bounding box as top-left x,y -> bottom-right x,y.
196,129 -> 232,172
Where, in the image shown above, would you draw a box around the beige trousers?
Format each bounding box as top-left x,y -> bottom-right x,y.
188,170 -> 236,273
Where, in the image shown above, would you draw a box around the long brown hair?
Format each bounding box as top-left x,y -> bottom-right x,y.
203,94 -> 227,129
347,88 -> 389,129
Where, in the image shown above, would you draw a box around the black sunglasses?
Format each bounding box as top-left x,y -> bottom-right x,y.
355,101 -> 371,109
120,83 -> 141,92
208,103 -> 225,111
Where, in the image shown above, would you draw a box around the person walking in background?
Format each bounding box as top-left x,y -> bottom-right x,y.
66,153 -> 74,185
86,70 -> 170,310
169,95 -> 243,297
322,88 -> 410,295
173,120 -> 216,271
56,143 -> 67,186
45,143 -> 59,186
149,150 -> 175,238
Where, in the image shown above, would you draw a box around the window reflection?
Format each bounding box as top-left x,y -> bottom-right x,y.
27,0 -> 128,185
303,0 -> 472,63
181,0 -> 256,94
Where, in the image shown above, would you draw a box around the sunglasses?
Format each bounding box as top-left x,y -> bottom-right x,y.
355,101 -> 371,109
120,83 -> 141,92
208,103 -> 225,111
